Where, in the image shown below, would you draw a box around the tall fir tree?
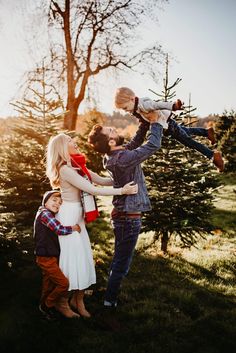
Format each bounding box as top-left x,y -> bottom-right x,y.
214,110 -> 235,143
213,110 -> 236,172
142,55 -> 219,252
0,63 -> 65,233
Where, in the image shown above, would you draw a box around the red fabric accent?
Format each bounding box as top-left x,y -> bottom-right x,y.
84,210 -> 99,223
70,153 -> 99,223
70,153 -> 92,181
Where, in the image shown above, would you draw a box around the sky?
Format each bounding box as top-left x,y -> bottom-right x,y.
0,0 -> 235,118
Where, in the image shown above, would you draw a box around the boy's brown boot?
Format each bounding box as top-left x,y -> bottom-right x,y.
55,297 -> 80,319
207,127 -> 216,145
70,291 -> 91,318
213,151 -> 224,172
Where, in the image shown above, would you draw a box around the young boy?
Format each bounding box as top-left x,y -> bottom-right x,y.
114,87 -> 224,172
34,190 -> 81,320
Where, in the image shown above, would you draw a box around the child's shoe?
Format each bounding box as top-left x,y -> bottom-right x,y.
213,151 -> 224,172
207,127 -> 216,145
39,302 -> 58,321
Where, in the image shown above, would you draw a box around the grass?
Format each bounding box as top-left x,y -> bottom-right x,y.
0,173 -> 235,353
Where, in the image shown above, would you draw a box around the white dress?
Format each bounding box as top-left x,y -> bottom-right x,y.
56,164 -> 122,291
56,201 -> 96,291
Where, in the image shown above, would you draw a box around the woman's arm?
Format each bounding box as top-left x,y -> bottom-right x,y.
89,170 -> 113,186
60,166 -> 136,196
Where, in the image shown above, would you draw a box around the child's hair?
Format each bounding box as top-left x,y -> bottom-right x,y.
114,87 -> 135,108
88,125 -> 111,154
46,133 -> 71,188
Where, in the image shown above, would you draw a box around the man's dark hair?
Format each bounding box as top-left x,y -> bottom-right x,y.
88,125 -> 111,154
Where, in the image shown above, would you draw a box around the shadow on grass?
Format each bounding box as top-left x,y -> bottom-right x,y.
0,238 -> 236,353
217,172 -> 236,186
211,208 -> 236,234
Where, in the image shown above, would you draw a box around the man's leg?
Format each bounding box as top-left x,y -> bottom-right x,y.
104,217 -> 142,306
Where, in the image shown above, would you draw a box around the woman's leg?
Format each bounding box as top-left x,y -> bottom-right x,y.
70,290 -> 91,318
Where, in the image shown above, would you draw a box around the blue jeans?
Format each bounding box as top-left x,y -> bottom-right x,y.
167,118 -> 213,159
104,217 -> 142,305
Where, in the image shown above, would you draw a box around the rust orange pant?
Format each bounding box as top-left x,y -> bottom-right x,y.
36,256 -> 69,308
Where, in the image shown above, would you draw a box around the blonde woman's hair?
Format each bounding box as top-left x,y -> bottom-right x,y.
114,87 -> 135,108
46,133 -> 71,188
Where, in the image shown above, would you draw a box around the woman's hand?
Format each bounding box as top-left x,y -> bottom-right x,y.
121,182 -> 138,195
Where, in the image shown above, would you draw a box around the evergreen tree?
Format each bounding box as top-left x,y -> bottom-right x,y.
142,55 -> 219,252
213,110 -> 236,172
0,63 -> 64,233
219,114 -> 236,172
214,110 -> 235,142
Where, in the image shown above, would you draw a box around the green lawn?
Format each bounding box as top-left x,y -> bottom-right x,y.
0,174 -> 235,353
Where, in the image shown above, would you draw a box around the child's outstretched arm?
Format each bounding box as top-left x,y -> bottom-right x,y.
139,98 -> 173,113
40,209 -> 81,235
139,97 -> 183,113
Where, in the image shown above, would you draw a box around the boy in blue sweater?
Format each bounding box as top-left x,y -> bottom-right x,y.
34,190 -> 81,320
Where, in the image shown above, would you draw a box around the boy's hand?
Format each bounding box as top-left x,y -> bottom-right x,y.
172,99 -> 183,111
72,224 -> 81,233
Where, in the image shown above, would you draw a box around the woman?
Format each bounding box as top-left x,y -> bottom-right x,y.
46,133 -> 137,318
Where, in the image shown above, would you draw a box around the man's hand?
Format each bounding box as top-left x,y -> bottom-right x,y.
172,99 -> 184,111
72,224 -> 81,232
145,111 -> 159,123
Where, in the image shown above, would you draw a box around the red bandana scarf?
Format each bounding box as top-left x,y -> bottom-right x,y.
70,153 -> 91,181
70,153 -> 99,223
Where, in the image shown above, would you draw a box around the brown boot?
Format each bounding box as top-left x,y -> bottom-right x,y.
207,127 -> 216,145
213,150 -> 224,172
70,290 -> 91,318
55,297 -> 80,319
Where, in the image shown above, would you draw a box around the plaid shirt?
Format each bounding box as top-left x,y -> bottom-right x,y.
40,208 -> 72,236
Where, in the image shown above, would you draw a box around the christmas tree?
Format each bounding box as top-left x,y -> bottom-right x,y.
142,55 -> 219,252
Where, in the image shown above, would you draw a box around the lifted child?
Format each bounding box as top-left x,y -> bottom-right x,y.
114,87 -> 224,172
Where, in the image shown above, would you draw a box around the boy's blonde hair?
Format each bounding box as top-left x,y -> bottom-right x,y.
115,87 -> 135,108
46,133 -> 71,188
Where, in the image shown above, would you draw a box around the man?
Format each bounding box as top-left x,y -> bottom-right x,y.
88,112 -> 168,316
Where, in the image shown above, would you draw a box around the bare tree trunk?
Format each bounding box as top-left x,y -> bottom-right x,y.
49,0 -> 164,130
64,104 -> 77,130
161,230 -> 169,253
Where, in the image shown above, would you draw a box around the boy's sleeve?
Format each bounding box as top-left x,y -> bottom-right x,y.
40,209 -> 73,236
125,121 -> 150,150
139,98 -> 173,113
